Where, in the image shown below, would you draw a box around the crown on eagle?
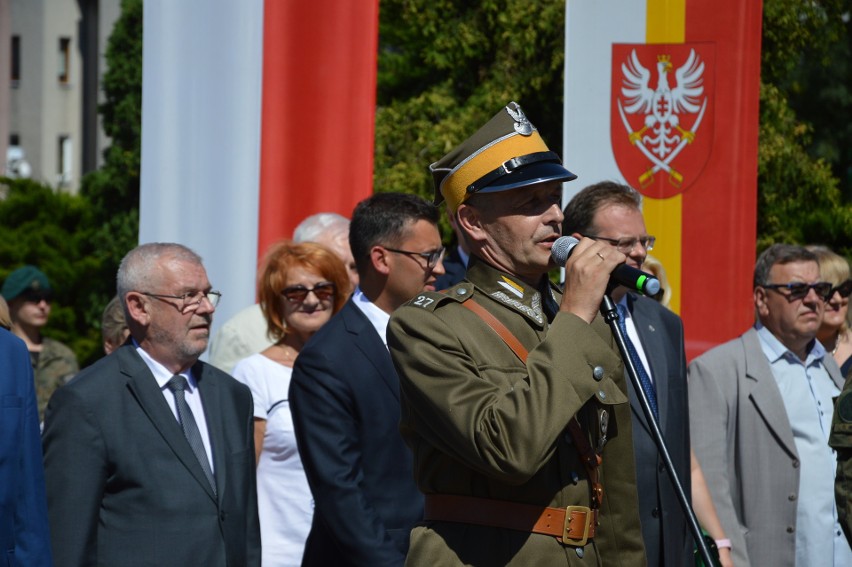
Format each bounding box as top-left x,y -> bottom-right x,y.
657,54 -> 672,64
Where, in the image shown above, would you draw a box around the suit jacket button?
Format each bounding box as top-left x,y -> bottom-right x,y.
792,459 -> 800,468
788,493 -> 797,501
219,511 -> 226,522
592,366 -> 605,381
787,526 -> 795,533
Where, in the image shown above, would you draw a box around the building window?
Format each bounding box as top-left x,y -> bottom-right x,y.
11,35 -> 20,83
58,135 -> 72,184
58,37 -> 71,83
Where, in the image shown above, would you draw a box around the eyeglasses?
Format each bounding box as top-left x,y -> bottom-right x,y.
21,290 -> 53,303
141,290 -> 222,312
762,282 -> 832,301
384,247 -> 445,270
830,279 -> 852,299
281,282 -> 336,303
585,234 -> 656,254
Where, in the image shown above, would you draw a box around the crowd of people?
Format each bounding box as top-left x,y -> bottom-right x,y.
3,100 -> 852,567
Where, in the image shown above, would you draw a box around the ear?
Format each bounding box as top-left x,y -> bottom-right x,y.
369,245 -> 391,276
124,292 -> 152,327
754,286 -> 769,317
456,204 -> 487,245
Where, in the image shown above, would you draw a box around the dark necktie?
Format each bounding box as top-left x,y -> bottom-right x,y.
539,281 -> 560,322
167,375 -> 217,495
616,304 -> 659,419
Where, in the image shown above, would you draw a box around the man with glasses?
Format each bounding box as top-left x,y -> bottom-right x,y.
1,265 -> 79,422
387,103 -> 645,566
564,181 -> 733,566
289,193 -> 445,566
43,243 -> 261,567
689,244 -> 852,567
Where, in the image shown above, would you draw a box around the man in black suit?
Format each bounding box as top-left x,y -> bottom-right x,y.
289,193 -> 445,566
564,181 -> 731,567
43,243 -> 260,567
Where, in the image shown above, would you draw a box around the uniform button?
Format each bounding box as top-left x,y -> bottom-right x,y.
593,366 -> 605,381
575,547 -> 585,558
598,391 -> 607,400
651,507 -> 660,518
788,493 -> 797,501
792,460 -> 800,469
456,288 -> 467,295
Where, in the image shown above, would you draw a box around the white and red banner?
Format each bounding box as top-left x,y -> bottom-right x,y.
139,0 -> 378,338
565,0 -> 763,359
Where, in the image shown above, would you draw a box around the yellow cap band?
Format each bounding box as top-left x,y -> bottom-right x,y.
441,130 -> 549,212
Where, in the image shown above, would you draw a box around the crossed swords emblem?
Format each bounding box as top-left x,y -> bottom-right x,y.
617,98 -> 707,188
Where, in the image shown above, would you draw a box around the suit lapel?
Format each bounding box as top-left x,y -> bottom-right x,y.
627,295 -> 669,433
194,361 -> 225,500
741,329 -> 798,459
119,346 -> 218,501
341,299 -> 400,401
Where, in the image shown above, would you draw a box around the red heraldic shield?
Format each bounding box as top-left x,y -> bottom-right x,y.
611,43 -> 715,199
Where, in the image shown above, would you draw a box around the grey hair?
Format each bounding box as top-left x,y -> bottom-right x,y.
117,243 -> 203,315
753,244 -> 818,288
293,213 -> 350,243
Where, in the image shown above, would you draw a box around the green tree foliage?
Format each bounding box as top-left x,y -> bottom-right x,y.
0,178 -> 101,360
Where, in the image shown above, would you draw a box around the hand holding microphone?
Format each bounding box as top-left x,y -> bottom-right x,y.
551,236 -> 661,296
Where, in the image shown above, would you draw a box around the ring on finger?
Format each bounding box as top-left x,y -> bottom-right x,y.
596,252 -> 605,261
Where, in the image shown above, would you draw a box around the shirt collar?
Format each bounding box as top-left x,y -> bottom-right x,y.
754,321 -> 825,366
132,338 -> 198,391
351,287 -> 390,346
465,256 -> 558,327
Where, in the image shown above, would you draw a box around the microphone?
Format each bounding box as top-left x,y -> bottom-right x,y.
551,236 -> 661,296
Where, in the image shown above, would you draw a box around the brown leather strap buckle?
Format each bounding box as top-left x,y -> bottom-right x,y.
561,506 -> 596,547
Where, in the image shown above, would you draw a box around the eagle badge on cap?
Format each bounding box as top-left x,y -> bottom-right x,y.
506,102 -> 533,136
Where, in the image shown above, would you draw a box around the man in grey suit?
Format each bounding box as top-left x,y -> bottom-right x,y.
43,243 -> 261,567
690,243 -> 852,567
564,181 -> 731,567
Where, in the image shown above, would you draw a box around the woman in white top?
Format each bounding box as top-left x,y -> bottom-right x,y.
233,240 -> 350,566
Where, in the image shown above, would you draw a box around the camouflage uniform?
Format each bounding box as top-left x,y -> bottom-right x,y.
830,376 -> 852,547
33,337 -> 78,422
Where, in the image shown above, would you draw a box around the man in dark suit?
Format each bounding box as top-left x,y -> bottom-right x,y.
43,243 -> 260,567
289,193 -> 445,566
1,326 -> 52,567
564,181 -> 731,567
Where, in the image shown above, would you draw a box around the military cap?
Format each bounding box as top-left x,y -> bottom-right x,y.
430,101 -> 577,212
1,265 -> 52,301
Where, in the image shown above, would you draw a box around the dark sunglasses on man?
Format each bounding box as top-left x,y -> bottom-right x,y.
762,281 -> 833,301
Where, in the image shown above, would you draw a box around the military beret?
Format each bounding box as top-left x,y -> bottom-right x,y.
1,265 -> 52,301
430,101 -> 577,212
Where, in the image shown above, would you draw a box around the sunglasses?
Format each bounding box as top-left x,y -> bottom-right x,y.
763,282 -> 832,301
21,290 -> 53,303
830,279 -> 852,299
281,282 -> 336,303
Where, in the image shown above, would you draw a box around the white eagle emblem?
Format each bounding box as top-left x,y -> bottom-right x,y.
617,48 -> 707,187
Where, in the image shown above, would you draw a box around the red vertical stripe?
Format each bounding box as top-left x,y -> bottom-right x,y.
258,1 -> 380,259
681,0 -> 763,359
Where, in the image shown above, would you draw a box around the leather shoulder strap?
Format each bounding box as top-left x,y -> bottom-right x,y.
462,299 -> 528,363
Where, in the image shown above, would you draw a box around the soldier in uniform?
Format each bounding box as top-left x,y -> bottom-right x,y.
2,265 -> 79,421
831,380 -> 852,547
387,102 -> 646,566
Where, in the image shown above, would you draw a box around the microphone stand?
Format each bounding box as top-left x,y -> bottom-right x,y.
600,294 -> 716,567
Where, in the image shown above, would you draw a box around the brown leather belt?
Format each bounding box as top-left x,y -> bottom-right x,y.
424,494 -> 597,546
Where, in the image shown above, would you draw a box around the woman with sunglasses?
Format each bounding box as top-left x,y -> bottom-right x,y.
233,240 -> 350,566
807,245 -> 852,376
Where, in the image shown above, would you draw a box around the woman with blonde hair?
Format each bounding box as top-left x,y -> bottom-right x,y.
806,245 -> 852,375
232,240 -> 350,566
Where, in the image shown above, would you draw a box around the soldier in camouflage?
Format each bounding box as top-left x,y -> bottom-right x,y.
2,265 -> 78,422
831,378 -> 852,547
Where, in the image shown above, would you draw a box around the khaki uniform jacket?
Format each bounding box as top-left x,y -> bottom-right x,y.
387,259 -> 646,566
34,337 -> 78,422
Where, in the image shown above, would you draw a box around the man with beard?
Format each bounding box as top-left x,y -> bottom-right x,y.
43,243 -> 261,567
